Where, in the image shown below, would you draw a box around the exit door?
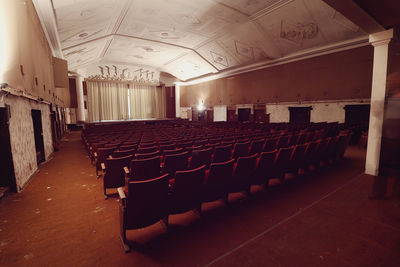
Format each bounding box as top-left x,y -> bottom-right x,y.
0,107 -> 17,191
31,109 -> 45,164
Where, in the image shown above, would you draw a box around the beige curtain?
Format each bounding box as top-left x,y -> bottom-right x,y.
129,84 -> 166,119
87,81 -> 129,121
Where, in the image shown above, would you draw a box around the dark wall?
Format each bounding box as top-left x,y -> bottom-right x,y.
180,46 -> 373,107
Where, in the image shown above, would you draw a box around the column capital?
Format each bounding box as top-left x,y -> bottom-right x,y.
369,28 -> 393,47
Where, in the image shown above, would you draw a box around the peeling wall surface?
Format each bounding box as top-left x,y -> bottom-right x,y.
266,100 -> 370,123
4,95 -> 53,191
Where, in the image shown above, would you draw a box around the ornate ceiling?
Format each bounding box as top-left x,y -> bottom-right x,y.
37,0 -> 369,81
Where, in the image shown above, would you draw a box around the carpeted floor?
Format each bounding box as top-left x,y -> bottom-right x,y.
0,131 -> 399,267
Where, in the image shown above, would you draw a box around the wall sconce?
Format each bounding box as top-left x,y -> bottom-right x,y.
198,100 -> 205,111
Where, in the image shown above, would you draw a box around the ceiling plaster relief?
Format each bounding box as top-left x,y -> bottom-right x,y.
83,62 -> 160,84
48,0 -> 369,81
54,0 -> 125,49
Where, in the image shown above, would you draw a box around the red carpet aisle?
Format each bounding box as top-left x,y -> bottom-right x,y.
0,131 -> 399,266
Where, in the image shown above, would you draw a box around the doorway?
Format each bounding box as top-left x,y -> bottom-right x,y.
31,109 -> 45,164
344,104 -> 370,126
289,107 -> 312,124
238,108 -> 251,122
0,106 -> 17,192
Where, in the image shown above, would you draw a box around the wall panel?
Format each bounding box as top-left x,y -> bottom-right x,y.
180,46 -> 373,107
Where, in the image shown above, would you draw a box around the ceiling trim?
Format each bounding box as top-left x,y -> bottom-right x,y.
32,0 -> 63,58
250,0 -> 294,21
178,36 -> 370,85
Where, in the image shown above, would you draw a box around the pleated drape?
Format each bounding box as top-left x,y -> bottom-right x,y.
87,81 -> 165,122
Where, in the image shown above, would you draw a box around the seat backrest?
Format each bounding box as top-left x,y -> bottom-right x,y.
135,150 -> 161,159
249,139 -> 264,155
213,144 -> 233,163
275,147 -> 293,169
125,174 -> 169,229
288,134 -> 300,147
255,151 -> 276,178
119,144 -> 138,151
263,138 -> 278,152
104,155 -> 133,188
98,147 -> 116,162
159,143 -> 176,153
276,135 -> 290,149
129,156 -> 161,180
139,142 -> 156,148
189,147 -> 213,169
232,141 -> 250,159
290,144 -> 307,162
137,146 -> 157,154
112,148 -> 136,158
163,151 -> 189,177
169,165 -> 206,214
232,154 -> 258,180
163,148 -> 184,158
206,159 -> 234,186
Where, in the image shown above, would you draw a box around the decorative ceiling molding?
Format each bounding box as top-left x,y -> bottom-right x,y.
35,0 -> 373,81
32,0 -> 63,58
178,36 -> 369,85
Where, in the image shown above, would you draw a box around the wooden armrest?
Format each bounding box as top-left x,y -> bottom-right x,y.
117,187 -> 126,199
101,163 -> 106,171
117,187 -> 126,206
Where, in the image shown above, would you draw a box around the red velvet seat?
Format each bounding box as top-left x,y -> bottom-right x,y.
135,150 -> 161,159
232,141 -> 250,159
189,147 -> 213,169
119,144 -> 138,151
302,141 -> 319,171
102,155 -> 133,199
168,165 -> 206,215
137,146 -> 157,154
202,159 -> 234,203
273,147 -> 294,182
118,174 -> 169,252
162,148 -> 185,158
288,144 -> 307,176
229,154 -> 258,195
159,143 -> 176,153
126,156 -> 161,181
95,146 -> 116,176
112,148 -> 136,158
251,150 -> 276,187
163,151 -> 189,178
212,144 -> 233,163
276,135 -> 290,149
249,139 -> 264,155
263,138 -> 278,152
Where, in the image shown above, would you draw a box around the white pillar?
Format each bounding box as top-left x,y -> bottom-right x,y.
365,29 -> 393,176
75,75 -> 85,122
175,83 -> 181,118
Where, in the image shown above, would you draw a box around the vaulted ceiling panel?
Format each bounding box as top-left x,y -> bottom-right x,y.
54,0 -> 125,49
163,51 -> 218,81
63,38 -> 109,69
38,0 -> 373,81
196,41 -> 240,71
103,36 -> 188,68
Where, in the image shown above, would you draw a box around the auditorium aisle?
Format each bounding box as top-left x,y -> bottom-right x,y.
0,131 -> 399,266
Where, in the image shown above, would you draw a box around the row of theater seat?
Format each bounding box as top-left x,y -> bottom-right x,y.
91,129 -> 339,177
116,133 -> 351,252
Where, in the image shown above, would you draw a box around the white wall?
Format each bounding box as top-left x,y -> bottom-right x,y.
213,105 -> 227,121
266,99 -> 370,123
4,95 -> 54,191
